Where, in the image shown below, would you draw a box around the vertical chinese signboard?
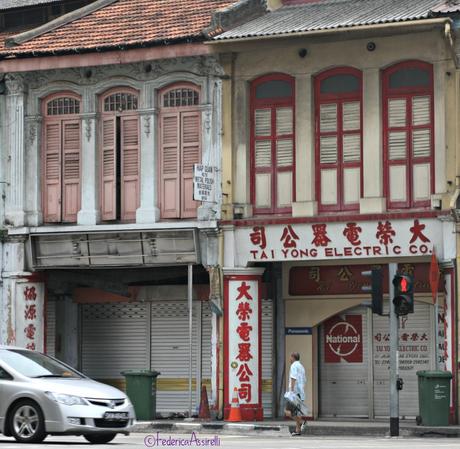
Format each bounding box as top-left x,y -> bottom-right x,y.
224,269 -> 263,420
15,282 -> 45,352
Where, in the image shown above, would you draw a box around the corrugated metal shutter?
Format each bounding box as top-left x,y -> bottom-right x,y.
373,300 -> 433,418
261,297 -> 273,418
81,302 -> 149,379
46,300 -> 56,358
319,307 -> 369,417
150,301 -> 204,415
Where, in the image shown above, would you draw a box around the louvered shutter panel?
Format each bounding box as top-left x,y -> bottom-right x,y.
412,96 -> 430,125
121,116 -> 140,221
160,113 -> 180,218
180,111 -> 200,218
342,102 -> 360,163
319,103 -> 338,163
388,98 -> 406,127
62,120 -> 81,222
43,121 -> 62,222
101,116 -> 117,220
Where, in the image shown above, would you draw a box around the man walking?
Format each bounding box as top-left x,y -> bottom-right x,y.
285,352 -> 307,436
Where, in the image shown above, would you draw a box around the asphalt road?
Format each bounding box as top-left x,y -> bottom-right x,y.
2,433 -> 460,449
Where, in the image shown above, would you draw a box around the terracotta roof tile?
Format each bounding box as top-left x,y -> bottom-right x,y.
1,0 -> 236,57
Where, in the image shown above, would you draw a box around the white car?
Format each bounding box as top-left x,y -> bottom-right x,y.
0,346 -> 136,444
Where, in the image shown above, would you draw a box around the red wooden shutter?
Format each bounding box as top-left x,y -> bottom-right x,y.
101,116 -> 117,220
43,121 -> 62,222
120,115 -> 140,221
180,111 -> 200,218
62,119 -> 81,222
160,113 -> 180,218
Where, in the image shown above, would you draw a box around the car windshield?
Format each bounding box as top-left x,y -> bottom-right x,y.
0,350 -> 82,379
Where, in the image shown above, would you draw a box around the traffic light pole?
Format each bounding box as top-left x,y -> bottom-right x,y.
389,262 -> 399,437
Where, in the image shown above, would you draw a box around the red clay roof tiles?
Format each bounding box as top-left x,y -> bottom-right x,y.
1,0 -> 236,57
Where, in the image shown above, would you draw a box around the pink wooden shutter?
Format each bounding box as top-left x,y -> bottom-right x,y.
43,121 -> 62,222
180,111 -> 200,218
62,119 -> 81,222
101,116 -> 117,220
160,113 -> 180,218
120,115 -> 140,221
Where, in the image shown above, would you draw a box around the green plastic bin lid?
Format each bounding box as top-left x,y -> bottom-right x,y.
416,370 -> 452,378
120,369 -> 161,376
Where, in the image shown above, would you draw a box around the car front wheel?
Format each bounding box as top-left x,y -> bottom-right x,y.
84,433 -> 117,444
9,400 -> 47,443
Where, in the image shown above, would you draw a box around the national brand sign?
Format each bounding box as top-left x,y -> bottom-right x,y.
324,315 -> 363,363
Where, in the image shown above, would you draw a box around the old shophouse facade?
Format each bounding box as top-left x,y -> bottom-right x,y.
0,0 -> 237,417
211,0 -> 459,421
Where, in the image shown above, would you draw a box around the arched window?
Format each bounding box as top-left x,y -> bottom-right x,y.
42,93 -> 81,223
383,61 -> 434,209
159,83 -> 201,219
100,88 -> 140,222
250,74 -> 295,214
315,68 -> 362,212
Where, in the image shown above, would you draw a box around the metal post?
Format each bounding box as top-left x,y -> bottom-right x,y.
188,263 -> 193,418
434,296 -> 439,369
389,262 -> 399,437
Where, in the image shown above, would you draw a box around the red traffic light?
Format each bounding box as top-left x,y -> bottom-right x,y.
400,277 -> 408,293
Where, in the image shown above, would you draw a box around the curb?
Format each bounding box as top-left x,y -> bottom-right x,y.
133,421 -> 460,439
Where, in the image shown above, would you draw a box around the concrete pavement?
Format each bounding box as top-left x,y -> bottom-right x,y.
133,418 -> 460,438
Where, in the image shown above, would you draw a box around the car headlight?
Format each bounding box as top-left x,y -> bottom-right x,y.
45,392 -> 88,406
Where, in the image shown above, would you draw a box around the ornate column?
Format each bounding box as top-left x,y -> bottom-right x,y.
77,112 -> 100,225
5,74 -> 26,227
223,267 -> 265,420
136,108 -> 160,223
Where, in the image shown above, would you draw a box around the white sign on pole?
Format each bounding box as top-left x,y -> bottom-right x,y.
193,164 -> 216,203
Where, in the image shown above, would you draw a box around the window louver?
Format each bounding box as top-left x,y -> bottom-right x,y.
255,140 -> 272,167
276,139 -> 293,167
412,96 -> 430,126
320,136 -> 337,164
320,103 -> 337,132
343,134 -> 360,162
342,102 -> 360,131
276,107 -> 293,135
255,109 -> 271,136
388,98 -> 406,128
389,131 -> 407,160
412,129 -> 431,158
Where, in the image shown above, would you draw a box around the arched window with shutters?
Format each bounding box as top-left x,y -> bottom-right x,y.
250,74 -> 295,215
100,88 -> 140,221
383,61 -> 434,209
315,68 -> 362,212
159,83 -> 201,219
42,92 -> 82,223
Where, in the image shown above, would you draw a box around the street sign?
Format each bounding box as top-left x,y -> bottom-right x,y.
193,164 -> 216,203
429,250 -> 440,304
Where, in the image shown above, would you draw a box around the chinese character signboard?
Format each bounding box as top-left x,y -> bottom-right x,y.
224,271 -> 263,420
14,282 -> 45,352
236,218 -> 451,266
193,164 -> 216,203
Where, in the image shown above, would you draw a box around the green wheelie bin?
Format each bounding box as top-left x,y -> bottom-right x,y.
121,370 -> 160,420
416,370 -> 452,426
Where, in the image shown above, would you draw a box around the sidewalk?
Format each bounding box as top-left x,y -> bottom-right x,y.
133,418 -> 460,438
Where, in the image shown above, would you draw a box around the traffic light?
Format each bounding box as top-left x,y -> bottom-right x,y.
392,274 -> 414,316
361,268 -> 383,315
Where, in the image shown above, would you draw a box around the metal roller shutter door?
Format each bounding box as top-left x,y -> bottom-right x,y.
81,302 -> 149,380
319,307 -> 369,417
262,297 -> 273,418
151,301 -> 211,415
46,300 -> 56,358
373,300 -> 433,418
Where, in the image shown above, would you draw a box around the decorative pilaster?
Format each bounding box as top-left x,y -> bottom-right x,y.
77,113 -> 100,225
223,267 -> 265,421
136,108 -> 160,223
25,115 -> 42,225
5,74 -> 26,226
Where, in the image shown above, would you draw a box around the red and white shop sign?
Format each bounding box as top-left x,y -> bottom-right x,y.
225,276 -> 262,419
236,218 -> 450,265
14,282 -> 45,352
324,315 -> 363,363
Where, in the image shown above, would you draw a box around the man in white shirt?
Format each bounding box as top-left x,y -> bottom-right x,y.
285,352 -> 308,436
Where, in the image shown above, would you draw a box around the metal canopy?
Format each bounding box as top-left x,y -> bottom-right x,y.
30,229 -> 200,269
